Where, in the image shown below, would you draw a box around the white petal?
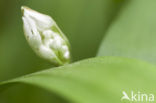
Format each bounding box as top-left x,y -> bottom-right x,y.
22,6 -> 54,31
22,17 -> 32,38
64,51 -> 70,59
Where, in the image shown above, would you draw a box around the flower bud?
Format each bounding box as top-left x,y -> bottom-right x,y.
21,6 -> 70,66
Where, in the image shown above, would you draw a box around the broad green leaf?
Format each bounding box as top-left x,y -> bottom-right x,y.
1,57 -> 156,103
97,0 -> 156,64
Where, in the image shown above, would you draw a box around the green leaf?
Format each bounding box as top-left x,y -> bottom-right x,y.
97,0 -> 156,64
1,57 -> 156,103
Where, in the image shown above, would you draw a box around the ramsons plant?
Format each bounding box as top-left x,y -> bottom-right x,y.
1,0 -> 156,103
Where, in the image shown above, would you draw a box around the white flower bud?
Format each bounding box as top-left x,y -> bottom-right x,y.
21,6 -> 70,66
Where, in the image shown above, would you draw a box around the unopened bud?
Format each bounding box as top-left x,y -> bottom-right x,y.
21,6 -> 70,66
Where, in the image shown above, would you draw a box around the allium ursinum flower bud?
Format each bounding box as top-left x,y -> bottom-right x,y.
21,6 -> 70,66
